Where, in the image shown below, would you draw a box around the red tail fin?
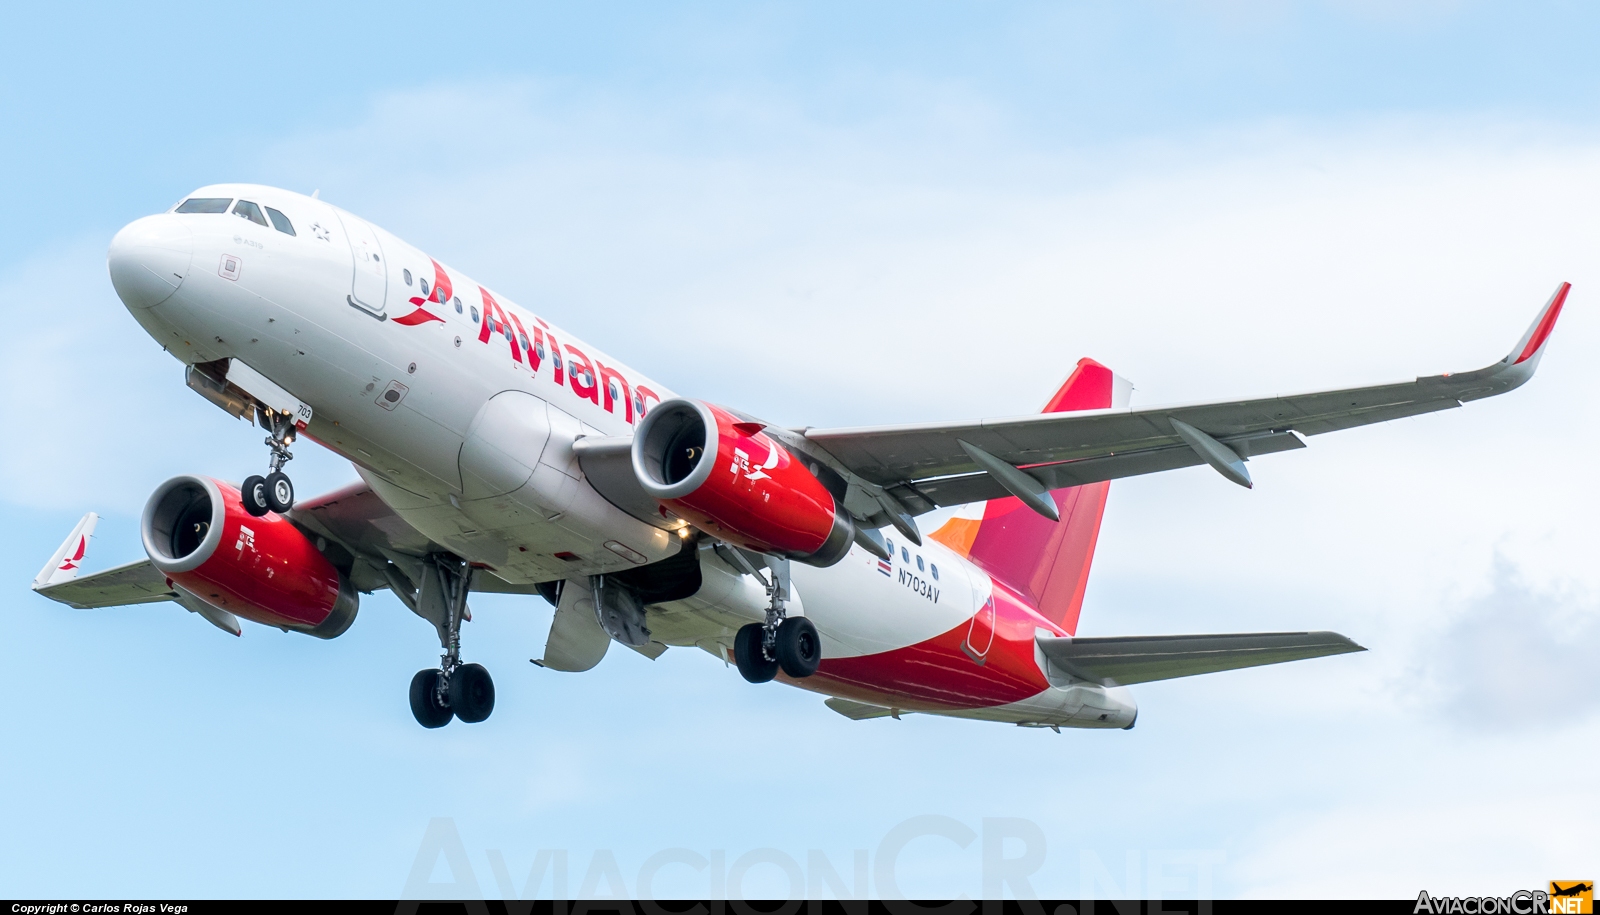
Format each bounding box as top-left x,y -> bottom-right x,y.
929,358 -> 1125,636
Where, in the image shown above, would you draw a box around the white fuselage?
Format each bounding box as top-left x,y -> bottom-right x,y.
111,183 -> 1135,728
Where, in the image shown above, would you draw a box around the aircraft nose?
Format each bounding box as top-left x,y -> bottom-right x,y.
108,214 -> 194,309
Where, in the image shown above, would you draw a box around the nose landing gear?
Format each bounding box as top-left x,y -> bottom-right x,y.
241,409 -> 298,517
403,555 -> 496,728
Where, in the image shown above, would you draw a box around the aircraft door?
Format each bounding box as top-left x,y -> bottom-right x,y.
336,212 -> 388,314
961,596 -> 996,665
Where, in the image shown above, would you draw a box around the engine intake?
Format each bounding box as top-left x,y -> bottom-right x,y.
633,399 -> 854,566
142,475 -> 358,638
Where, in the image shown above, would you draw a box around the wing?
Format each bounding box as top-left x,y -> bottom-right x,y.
804,284 -> 1569,514
34,558 -> 176,609
33,479 -> 535,621
288,482 -> 541,595
1036,631 -> 1365,686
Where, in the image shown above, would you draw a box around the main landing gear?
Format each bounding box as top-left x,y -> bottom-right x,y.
406,555 -> 496,728
241,409 -> 298,517
734,557 -> 822,684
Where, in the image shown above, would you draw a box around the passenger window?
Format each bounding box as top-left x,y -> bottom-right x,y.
453,297 -> 463,314
470,306 -> 480,323
265,207 -> 296,236
931,564 -> 939,580
885,538 -> 894,555
420,278 -> 430,296
403,269 -> 413,286
916,555 -> 924,572
231,200 -> 268,226
176,197 -> 231,214
518,334 -> 530,351
901,547 -> 909,563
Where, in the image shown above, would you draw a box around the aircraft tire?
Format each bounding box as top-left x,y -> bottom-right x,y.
449,663 -> 496,723
775,616 -> 821,678
265,471 -> 294,514
241,475 -> 271,517
409,669 -> 453,728
734,623 -> 779,683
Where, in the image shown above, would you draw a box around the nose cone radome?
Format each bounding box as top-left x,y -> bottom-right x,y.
108,214 -> 194,309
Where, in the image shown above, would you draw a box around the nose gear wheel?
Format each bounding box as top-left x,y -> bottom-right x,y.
240,407 -> 300,515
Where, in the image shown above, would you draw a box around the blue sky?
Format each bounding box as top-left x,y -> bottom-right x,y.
3,1 -> 1598,899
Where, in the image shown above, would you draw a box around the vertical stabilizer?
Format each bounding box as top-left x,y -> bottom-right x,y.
929,359 -> 1126,635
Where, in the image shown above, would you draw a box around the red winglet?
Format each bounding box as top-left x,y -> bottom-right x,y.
1513,282 -> 1570,365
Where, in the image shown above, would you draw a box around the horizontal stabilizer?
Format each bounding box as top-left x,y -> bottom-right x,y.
33,558 -> 176,610
1036,630 -> 1364,686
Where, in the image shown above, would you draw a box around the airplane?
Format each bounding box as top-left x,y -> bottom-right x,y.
31,183 -> 1568,730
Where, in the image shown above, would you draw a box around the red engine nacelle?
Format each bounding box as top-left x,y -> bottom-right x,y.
141,475 -> 358,638
632,399 -> 855,566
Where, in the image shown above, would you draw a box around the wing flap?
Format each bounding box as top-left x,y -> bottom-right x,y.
1036,631 -> 1365,686
34,559 -> 175,610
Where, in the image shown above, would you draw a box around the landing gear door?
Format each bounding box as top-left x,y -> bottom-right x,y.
336,212 -> 387,315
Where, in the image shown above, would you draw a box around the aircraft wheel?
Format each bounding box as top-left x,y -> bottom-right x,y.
241,475 -> 271,517
409,669 -> 453,728
734,623 -> 778,684
265,471 -> 295,514
449,662 -> 495,723
775,616 -> 822,678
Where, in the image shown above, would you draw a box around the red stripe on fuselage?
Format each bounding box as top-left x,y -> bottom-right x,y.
793,579 -> 1064,711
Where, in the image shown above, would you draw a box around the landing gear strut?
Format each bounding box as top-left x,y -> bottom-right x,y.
406,555 -> 496,728
734,556 -> 821,683
241,409 -> 297,517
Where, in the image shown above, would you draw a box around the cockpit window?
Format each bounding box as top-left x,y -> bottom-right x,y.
231,200 -> 268,227
265,207 -> 296,236
176,198 -> 232,214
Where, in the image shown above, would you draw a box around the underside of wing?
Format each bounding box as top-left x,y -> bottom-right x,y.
1036,631 -> 1365,686
287,481 -> 540,596
289,482 -> 438,559
801,283 -> 1569,514
35,559 -> 175,609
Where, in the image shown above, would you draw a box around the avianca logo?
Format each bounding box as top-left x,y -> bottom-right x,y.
59,536 -> 86,572
731,444 -> 779,485
392,258 -> 451,327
